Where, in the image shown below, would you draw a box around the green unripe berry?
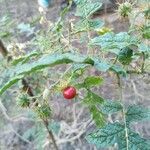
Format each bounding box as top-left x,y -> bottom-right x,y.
117,2 -> 132,18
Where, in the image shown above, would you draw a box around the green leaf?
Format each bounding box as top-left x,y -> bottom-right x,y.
0,31 -> 11,38
86,122 -> 150,149
90,32 -> 138,53
126,105 -> 150,125
12,51 -> 40,65
141,25 -> 150,39
86,122 -> 122,147
76,76 -> 103,89
117,128 -> 150,150
89,19 -> 104,30
94,59 -> 111,72
74,0 -> 87,5
74,19 -> 104,32
83,90 -> 104,105
72,64 -> 88,79
0,53 -> 117,95
0,75 -> 23,95
0,53 -> 91,95
101,100 -> 123,114
110,65 -> 126,76
90,105 -> 105,127
138,43 -> 150,52
75,0 -> 102,18
118,47 -> 133,65
84,76 -> 103,88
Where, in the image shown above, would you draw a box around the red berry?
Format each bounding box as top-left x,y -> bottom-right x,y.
63,86 -> 76,100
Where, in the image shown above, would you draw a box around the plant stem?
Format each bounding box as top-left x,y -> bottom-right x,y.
22,79 -> 59,150
43,119 -> 59,150
0,38 -> 59,150
117,74 -> 129,150
0,40 -> 8,57
141,52 -> 145,73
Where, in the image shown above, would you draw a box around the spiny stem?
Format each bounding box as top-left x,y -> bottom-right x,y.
0,37 -> 59,150
117,74 -> 129,150
22,79 -> 59,150
43,119 -> 59,150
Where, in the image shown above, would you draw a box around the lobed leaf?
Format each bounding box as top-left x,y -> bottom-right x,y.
83,90 -> 104,105
101,100 -> 123,114
126,105 -> 150,125
0,53 -> 111,95
86,122 -> 123,147
117,127 -> 150,150
90,105 -> 106,127
90,32 -> 139,53
84,76 -> 103,88
75,0 -> 102,18
74,19 -> 104,32
86,122 -> 150,149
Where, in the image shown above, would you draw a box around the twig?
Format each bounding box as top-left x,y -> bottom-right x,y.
21,79 -> 59,150
117,74 -> 129,150
43,119 -> 59,150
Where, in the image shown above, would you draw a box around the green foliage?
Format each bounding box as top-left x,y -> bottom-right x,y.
83,90 -> 105,127
141,25 -> 150,39
143,7 -> 150,19
36,104 -> 51,119
74,19 -> 104,32
0,15 -> 14,39
84,76 -> 103,88
0,0 -> 150,149
94,58 -> 111,72
139,43 -> 150,52
76,76 -> 103,89
86,122 -> 150,149
23,123 -> 47,150
75,0 -> 102,18
12,51 -> 41,66
0,75 -> 24,95
110,65 -> 126,76
126,105 -> 150,125
86,122 -> 122,147
90,105 -> 105,127
86,104 -> 150,149
90,32 -> 138,54
16,93 -> 30,107
101,100 -> 123,114
117,2 -> 132,18
83,90 -> 104,105
0,53 -> 114,95
118,47 -> 133,65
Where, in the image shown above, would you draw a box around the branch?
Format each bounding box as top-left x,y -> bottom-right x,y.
43,119 -> 59,150
21,79 -> 59,150
0,39 -> 8,57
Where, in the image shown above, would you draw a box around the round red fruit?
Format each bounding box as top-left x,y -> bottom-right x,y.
63,86 -> 76,100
